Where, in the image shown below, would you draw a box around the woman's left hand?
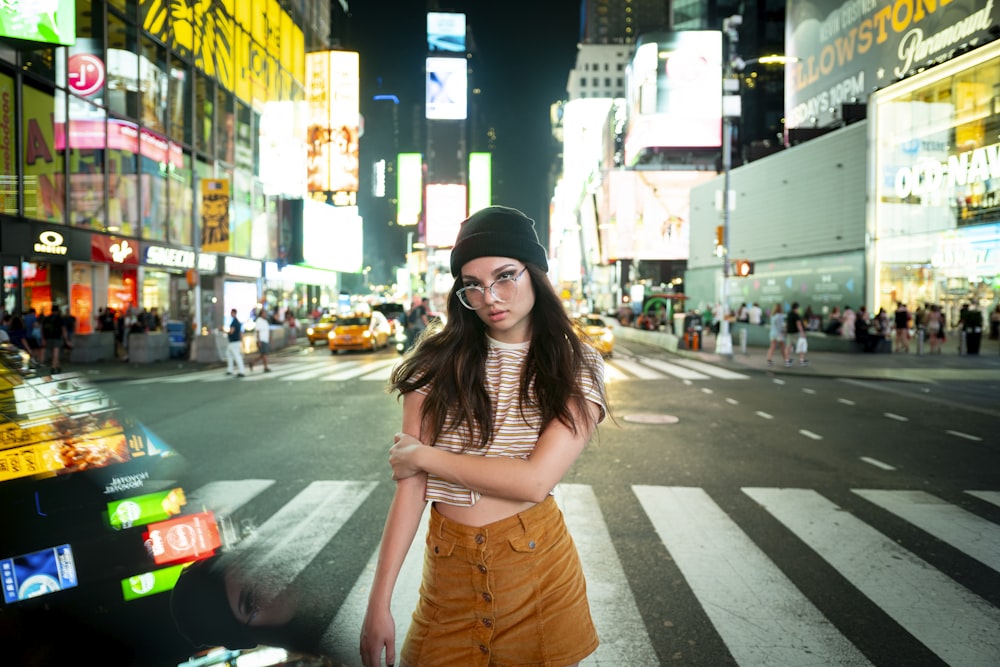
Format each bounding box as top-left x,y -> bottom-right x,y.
389,432 -> 426,480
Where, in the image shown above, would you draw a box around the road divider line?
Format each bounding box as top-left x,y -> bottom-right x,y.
701,387 -> 713,394
966,491 -> 1000,509
883,412 -> 909,422
802,388 -> 816,394
799,429 -> 823,440
756,411 -> 774,420
946,430 -> 983,442
743,487 -> 1000,666
634,486 -> 871,666
837,398 -> 856,405
725,397 -> 739,405
860,456 -> 896,471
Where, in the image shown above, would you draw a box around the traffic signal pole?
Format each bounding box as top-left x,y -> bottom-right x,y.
716,15 -> 742,359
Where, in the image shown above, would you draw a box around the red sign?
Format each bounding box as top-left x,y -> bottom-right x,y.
143,511 -> 222,566
91,235 -> 139,264
67,53 -> 105,97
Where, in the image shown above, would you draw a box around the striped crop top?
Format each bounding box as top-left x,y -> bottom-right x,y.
422,336 -> 606,507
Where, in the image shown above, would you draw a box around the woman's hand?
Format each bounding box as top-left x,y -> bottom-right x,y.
389,432 -> 427,481
360,603 -> 396,667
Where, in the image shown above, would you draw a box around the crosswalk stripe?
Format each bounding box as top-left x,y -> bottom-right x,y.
637,358 -> 711,380
670,358 -> 751,380
608,358 -> 670,379
601,360 -> 629,382
323,358 -> 398,381
853,489 -> 1000,573
634,485 -> 872,666
967,490 -> 1000,508
743,487 -> 1000,665
186,479 -> 275,519
556,484 -> 659,666
322,505 -> 430,660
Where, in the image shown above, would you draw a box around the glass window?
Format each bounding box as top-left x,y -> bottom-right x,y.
23,83 -> 66,223
21,48 -> 57,83
107,0 -> 138,21
140,135 -> 169,242
217,88 -> 234,163
108,121 -> 140,236
169,56 -> 191,145
235,101 -> 253,172
194,73 -> 214,154
194,157 -> 214,251
230,168 -> 251,256
68,100 -> 106,230
107,13 -> 140,119
141,36 -> 168,134
168,148 -> 193,246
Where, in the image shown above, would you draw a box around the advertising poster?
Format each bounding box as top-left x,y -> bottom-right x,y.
200,178 -> 230,253
1,544 -> 78,604
305,51 -> 360,196
0,0 -> 76,46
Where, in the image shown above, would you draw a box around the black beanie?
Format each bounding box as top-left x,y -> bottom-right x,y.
450,206 -> 548,277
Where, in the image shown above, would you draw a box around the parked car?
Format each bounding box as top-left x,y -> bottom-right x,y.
575,314 -> 614,357
371,303 -> 407,338
306,315 -> 337,346
328,311 -> 392,353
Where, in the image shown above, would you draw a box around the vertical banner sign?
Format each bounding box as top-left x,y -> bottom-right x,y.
304,50 -> 360,200
200,178 -> 230,253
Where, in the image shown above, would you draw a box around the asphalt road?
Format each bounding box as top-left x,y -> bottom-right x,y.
10,342 -> 999,666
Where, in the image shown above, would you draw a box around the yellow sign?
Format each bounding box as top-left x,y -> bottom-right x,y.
201,178 -> 230,253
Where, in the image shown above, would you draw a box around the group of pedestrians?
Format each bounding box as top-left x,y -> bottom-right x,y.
224,307 -> 273,378
0,305 -> 75,374
766,301 -> 809,367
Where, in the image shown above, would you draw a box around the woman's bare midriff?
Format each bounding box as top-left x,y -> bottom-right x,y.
434,494 -> 537,527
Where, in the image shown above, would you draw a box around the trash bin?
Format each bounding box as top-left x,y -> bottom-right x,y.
683,314 -> 703,350
165,320 -> 188,359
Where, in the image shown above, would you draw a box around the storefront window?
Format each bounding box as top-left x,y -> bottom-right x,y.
108,267 -> 138,313
142,270 -> 170,320
3,264 -> 19,314
23,83 -> 67,223
235,101 -> 253,172
108,120 -> 140,236
69,263 -> 96,334
169,55 -> 191,145
21,48 -> 57,84
68,99 -> 107,230
169,149 -> 194,246
872,43 -> 1000,323
140,36 -> 168,134
107,13 -> 140,119
194,73 -> 214,154
108,0 -> 138,21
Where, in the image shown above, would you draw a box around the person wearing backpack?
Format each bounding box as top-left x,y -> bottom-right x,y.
42,305 -> 68,374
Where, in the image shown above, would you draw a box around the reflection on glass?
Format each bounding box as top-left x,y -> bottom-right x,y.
67,100 -> 107,230
168,149 -> 193,246
23,84 -> 66,223
107,13 -> 139,119
140,37 -> 167,134
169,56 -> 190,144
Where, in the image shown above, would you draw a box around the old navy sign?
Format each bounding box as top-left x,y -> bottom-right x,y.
145,245 -> 195,269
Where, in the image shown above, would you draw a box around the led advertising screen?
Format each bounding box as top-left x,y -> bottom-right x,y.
0,0 -> 75,46
397,153 -> 423,227
428,12 -> 466,53
1,544 -> 79,604
468,153 -> 492,214
426,57 -> 468,120
305,51 -> 360,196
292,200 -> 363,273
425,183 -> 467,247
625,31 -> 722,162
259,100 -> 308,196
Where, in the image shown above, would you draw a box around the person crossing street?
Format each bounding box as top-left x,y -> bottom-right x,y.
225,308 -> 247,377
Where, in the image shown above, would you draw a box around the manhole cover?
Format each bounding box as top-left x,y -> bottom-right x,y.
623,413 -> 679,425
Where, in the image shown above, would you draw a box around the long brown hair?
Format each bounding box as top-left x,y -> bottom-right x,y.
389,264 -> 608,450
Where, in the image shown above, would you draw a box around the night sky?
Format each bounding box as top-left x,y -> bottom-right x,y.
347,1 -> 583,261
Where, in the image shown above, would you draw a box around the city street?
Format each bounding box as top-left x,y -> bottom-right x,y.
79,341 -> 1000,666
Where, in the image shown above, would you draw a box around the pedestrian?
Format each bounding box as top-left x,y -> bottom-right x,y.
766,303 -> 787,366
249,308 -> 272,372
23,307 -> 42,361
225,308 -> 246,377
893,302 -> 911,352
42,305 -> 68,374
403,294 -> 428,351
925,304 -> 944,354
748,302 -> 763,326
784,301 -> 807,366
990,304 -> 1000,340
360,206 -> 610,667
0,313 -> 10,343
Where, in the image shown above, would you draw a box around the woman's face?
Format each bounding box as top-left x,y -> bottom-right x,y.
458,256 -> 535,343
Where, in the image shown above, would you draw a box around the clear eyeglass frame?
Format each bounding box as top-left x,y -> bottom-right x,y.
456,266 -> 528,310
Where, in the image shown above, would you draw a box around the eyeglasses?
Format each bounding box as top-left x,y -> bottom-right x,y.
456,267 -> 528,310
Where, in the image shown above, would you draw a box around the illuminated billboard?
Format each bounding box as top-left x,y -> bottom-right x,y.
286,199 -> 363,273
428,12 -> 466,53
305,50 -> 360,197
604,170 -> 717,261
0,0 -> 75,46
397,153 -> 423,227
425,183 -> 467,247
468,153 -> 492,213
259,100 -> 308,196
426,57 -> 467,120
624,31 -> 722,163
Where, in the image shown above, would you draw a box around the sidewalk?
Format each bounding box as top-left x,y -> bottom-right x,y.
674,331 -> 1000,384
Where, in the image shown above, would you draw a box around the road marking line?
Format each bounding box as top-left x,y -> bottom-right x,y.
558,484 -> 659,665
602,362 -> 629,382
800,429 -> 823,440
773,378 -> 785,385
634,486 -> 872,666
802,388 -> 816,394
607,358 -> 668,380
860,456 -> 896,470
725,397 -> 739,405
669,358 -> 750,380
883,412 -> 909,422
743,487 -> 1000,666
838,398 -> 856,405
756,411 -> 774,419
321,359 -> 397,381
853,490 -> 1000,573
967,491 -> 1000,508
946,430 -> 983,442
640,358 -> 711,380
701,387 -> 713,394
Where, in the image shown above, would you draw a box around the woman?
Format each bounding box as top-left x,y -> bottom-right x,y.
360,206 -> 609,667
766,303 -> 787,366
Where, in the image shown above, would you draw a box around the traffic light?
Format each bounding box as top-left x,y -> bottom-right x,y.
732,259 -> 754,277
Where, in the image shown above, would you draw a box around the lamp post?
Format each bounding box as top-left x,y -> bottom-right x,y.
716,15 -> 742,358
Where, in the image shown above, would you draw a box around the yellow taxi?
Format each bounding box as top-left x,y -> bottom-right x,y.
575,314 -> 614,357
328,311 -> 392,353
306,314 -> 337,346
